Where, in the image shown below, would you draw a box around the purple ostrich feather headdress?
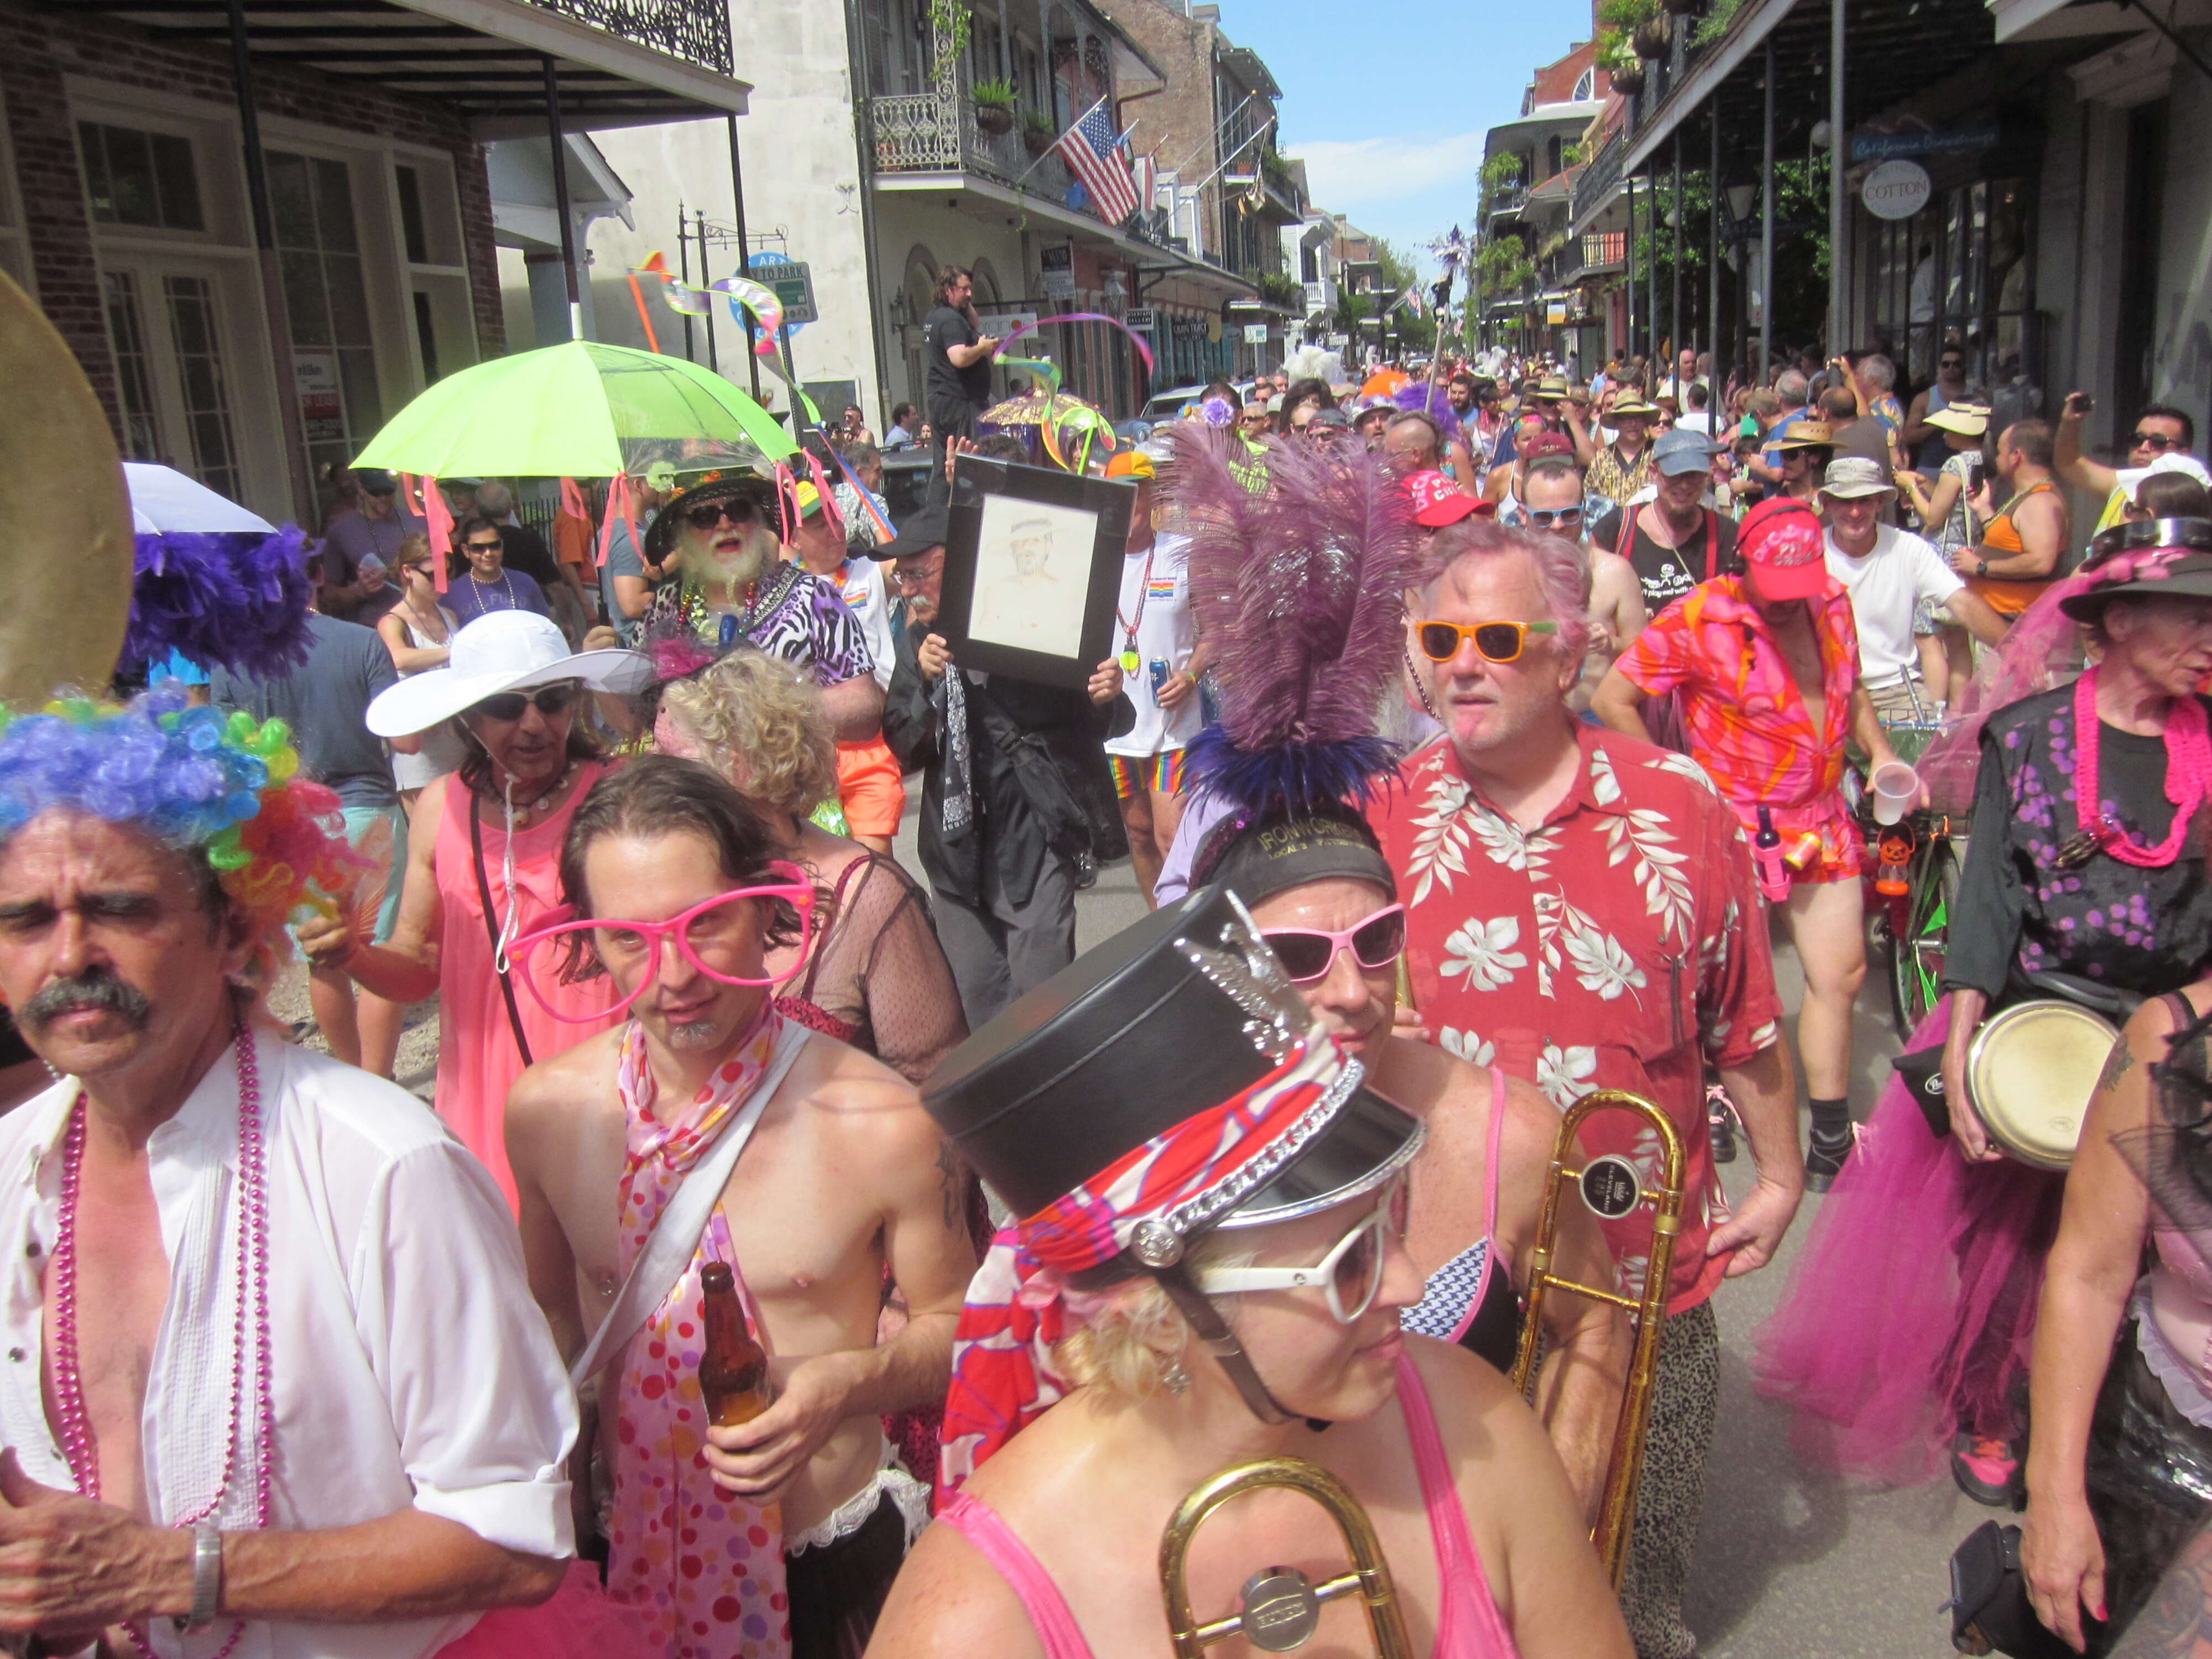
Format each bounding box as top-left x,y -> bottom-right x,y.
1159,426 -> 1421,815
1392,379 -> 1463,441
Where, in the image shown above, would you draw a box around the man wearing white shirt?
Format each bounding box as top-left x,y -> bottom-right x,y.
0,689 -> 595,1658
790,480 -> 903,852
1102,447 -> 1207,908
1819,456 -> 2006,724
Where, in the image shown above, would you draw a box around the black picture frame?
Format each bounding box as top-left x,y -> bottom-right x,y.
938,457 -> 1133,690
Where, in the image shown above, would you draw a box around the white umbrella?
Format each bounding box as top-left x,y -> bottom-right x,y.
123,462 -> 274,536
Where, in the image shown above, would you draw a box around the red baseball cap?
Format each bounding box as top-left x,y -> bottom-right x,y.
1405,469 -> 1491,528
1520,431 -> 1576,462
1737,497 -> 1830,601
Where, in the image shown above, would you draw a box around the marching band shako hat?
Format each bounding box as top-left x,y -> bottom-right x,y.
924,886 -> 1424,1479
924,884 -> 1421,1237
2060,517 -> 2212,619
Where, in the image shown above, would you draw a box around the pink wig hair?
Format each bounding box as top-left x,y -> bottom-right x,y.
1418,519 -> 1593,658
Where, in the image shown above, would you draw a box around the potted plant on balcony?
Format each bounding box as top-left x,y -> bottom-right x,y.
1632,13 -> 1672,57
1021,107 -> 1056,157
971,77 -> 1016,135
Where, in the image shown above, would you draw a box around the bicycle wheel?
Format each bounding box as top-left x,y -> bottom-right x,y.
1888,832 -> 1960,1040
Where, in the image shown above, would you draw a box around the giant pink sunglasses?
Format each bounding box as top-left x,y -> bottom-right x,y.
508,865 -> 815,1023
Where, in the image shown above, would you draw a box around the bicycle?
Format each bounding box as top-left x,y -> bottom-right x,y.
1851,706 -> 1969,1041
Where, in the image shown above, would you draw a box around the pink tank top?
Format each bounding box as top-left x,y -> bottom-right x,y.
938,1354 -> 1521,1659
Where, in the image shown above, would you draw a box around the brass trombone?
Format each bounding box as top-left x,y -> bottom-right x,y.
1159,1455 -> 1414,1658
1507,1088 -> 1687,1588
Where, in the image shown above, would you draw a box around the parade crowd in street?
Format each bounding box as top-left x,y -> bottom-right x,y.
13,273 -> 2212,1659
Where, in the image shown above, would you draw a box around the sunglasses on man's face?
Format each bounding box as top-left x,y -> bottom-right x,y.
465,538 -> 502,554
1523,505 -> 1584,531
1940,358 -> 1965,370
472,682 -> 581,723
2133,431 -> 2185,452
684,500 -> 758,532
1260,903 -> 1408,983
1416,618 -> 1560,664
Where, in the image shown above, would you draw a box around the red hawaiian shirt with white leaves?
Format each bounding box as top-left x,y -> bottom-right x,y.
1369,724 -> 1785,1313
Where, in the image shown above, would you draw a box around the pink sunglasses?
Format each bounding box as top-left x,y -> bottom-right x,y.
1259,903 -> 1408,984
509,864 -> 815,1023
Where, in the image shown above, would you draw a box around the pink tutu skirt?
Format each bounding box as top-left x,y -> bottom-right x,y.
437,1562 -> 661,1659
1751,999 -> 2064,1485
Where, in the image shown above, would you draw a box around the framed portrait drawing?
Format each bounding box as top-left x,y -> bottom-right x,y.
938,458 -> 1132,689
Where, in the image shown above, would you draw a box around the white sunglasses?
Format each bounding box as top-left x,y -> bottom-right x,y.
1194,1176 -> 1411,1324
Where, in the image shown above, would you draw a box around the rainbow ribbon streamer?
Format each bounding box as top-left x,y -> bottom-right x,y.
993,313 -> 1154,471
632,252 -> 786,356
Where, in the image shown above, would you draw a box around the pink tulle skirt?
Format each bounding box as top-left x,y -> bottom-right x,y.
1751,999 -> 2065,1484
437,1562 -> 661,1659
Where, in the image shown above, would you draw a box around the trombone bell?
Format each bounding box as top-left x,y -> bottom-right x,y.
1159,1455 -> 1416,1659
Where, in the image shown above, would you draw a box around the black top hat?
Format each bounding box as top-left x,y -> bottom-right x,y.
2061,518 -> 2212,619
644,473 -> 780,567
924,885 -> 1420,1240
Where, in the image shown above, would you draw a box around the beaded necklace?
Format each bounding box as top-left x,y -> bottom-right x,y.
2060,665 -> 2212,868
50,1019 -> 272,1659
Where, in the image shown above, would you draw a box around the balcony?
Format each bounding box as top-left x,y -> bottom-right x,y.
1486,184 -> 1528,222
870,94 -> 1111,223
528,0 -> 731,74
1569,131 -> 1625,234
1220,165 -> 1303,227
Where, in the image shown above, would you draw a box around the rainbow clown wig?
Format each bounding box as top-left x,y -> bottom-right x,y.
0,687 -> 369,978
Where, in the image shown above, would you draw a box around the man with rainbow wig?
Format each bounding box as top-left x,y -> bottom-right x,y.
0,688 -> 641,1657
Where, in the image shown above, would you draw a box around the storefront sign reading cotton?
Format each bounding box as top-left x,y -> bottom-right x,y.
1861,159 -> 1933,221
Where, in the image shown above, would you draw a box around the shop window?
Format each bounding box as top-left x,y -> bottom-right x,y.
396,165 -> 430,265
103,270 -> 161,461
80,122 -> 203,231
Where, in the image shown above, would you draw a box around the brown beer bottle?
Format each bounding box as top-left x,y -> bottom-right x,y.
698,1262 -> 773,1427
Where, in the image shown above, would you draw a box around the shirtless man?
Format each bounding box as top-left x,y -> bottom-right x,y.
1512,456 -> 1644,713
505,756 -> 978,1657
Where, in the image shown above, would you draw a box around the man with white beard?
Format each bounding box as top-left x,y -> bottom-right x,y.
639,474 -> 884,740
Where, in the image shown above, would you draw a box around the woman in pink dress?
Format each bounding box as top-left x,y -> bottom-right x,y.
301,611 -> 652,1209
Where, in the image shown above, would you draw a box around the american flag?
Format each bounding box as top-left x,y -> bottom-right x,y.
1056,105 -> 1139,225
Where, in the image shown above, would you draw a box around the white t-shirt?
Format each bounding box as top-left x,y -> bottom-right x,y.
828,555 -> 897,690
1105,529 -> 1202,759
1676,410 -> 1715,435
1824,523 -> 1964,687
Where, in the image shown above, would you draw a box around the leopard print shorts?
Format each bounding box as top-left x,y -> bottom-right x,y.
1620,1298 -> 1721,1659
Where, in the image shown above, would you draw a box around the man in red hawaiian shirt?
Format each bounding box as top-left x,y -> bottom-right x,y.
1370,518 -> 1801,1659
1594,497 -> 1906,1195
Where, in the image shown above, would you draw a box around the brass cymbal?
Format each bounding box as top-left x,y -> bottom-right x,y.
0,270 -> 132,706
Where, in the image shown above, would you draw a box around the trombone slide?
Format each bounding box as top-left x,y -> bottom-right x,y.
1506,1088 -> 1687,1589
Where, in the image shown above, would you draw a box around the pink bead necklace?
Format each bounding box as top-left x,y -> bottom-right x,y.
2065,666 -> 2212,869
49,1020 -> 273,1659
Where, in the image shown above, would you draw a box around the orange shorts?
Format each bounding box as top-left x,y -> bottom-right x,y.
836,735 -> 906,837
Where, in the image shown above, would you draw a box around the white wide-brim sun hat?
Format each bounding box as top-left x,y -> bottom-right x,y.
366,611 -> 653,738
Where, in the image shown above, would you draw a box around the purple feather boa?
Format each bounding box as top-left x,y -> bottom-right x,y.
1159,426 -> 1421,814
123,526 -> 314,678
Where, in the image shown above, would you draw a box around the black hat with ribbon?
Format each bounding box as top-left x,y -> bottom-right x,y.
924,884 -> 1423,1490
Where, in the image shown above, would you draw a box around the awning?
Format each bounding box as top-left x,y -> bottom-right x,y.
60,0 -> 752,136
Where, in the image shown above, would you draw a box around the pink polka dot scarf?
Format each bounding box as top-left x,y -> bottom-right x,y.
604,1006 -> 792,1658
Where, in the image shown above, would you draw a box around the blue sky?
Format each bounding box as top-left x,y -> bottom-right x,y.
1218,1 -> 1595,275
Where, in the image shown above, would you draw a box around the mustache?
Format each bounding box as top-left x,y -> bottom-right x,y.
22,968 -> 153,1034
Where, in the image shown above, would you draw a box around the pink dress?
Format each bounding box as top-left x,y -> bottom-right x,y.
937,1353 -> 1521,1658
432,760 -> 619,1209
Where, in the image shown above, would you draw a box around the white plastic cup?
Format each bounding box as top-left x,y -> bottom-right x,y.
1871,760 -> 1919,826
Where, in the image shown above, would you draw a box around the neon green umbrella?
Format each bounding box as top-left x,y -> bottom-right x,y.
352,341 -> 795,478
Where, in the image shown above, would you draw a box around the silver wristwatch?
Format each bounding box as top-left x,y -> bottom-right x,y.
174,1522 -> 223,1634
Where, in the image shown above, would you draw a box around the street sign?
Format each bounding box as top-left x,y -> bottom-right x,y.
1124,307 -> 1156,331
1849,123 -> 1999,164
1242,322 -> 1269,343
1861,159 -> 1932,221
747,259 -> 816,325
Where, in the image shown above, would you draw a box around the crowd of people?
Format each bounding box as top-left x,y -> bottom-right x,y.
10,300 -> 2212,1659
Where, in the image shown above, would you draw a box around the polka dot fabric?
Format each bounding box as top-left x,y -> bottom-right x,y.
605,1010 -> 793,1658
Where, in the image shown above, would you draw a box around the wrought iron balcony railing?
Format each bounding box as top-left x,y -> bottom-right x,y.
528,0 -> 732,74
872,93 -> 1117,222
1570,131 -> 1624,231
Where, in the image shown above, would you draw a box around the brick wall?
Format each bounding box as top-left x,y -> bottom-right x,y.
0,0 -> 502,442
